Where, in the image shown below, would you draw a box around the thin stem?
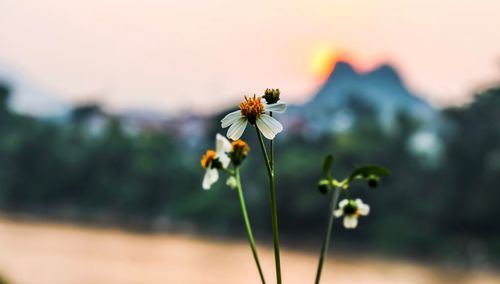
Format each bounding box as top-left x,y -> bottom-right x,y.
235,167 -> 266,284
255,127 -> 282,284
270,112 -> 274,171
220,168 -> 235,176
314,185 -> 341,284
256,127 -> 272,177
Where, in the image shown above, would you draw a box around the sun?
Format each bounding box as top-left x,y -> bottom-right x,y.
310,47 -> 338,81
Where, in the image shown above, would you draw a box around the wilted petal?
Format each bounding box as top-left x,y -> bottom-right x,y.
221,110 -> 242,128
202,168 -> 219,190
264,102 -> 287,113
227,118 -> 248,140
343,216 -> 358,229
256,114 -> 283,140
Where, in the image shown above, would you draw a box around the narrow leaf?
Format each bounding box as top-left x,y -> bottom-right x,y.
322,154 -> 334,177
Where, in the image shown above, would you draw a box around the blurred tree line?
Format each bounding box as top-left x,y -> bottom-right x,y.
0,82 -> 499,267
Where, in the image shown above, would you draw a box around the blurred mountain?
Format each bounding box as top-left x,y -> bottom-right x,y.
283,61 -> 438,137
1,61 -> 440,142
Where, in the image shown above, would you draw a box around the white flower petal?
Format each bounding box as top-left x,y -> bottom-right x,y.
227,118 -> 248,140
343,216 -> 358,229
216,133 -> 232,153
354,199 -> 370,216
202,168 -> 219,190
218,153 -> 231,168
358,203 -> 370,216
256,114 -> 283,140
264,102 -> 287,113
333,209 -> 343,218
338,199 -> 349,209
221,110 -> 242,128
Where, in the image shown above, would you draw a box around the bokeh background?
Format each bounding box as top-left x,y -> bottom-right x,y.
0,1 -> 500,283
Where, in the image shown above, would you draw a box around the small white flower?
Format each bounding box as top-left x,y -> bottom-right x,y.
200,134 -> 232,190
226,176 -> 237,189
221,95 -> 287,140
333,198 -> 370,229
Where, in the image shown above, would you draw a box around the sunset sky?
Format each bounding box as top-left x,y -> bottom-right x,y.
1,0 -> 499,114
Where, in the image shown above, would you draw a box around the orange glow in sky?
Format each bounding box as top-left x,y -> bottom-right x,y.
310,47 -> 338,81
1,0 -> 500,114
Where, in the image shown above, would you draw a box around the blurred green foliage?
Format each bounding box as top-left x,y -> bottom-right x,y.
0,83 -> 499,266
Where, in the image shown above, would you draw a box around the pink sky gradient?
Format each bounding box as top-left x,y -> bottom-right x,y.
1,0 -> 500,114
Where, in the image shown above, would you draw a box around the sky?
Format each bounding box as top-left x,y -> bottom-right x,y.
1,0 -> 500,115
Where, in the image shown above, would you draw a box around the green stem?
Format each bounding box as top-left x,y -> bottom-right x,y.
270,112 -> 274,171
235,167 -> 266,284
221,168 -> 235,176
314,185 -> 341,284
255,127 -> 282,284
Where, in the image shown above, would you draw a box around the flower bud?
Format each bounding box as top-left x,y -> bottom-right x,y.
339,179 -> 349,190
263,88 -> 280,104
230,140 -> 250,166
317,179 -> 330,194
226,176 -> 237,189
367,176 -> 379,188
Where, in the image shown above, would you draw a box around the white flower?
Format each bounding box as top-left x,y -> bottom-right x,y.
201,134 -> 232,190
333,198 -> 370,229
221,95 -> 287,140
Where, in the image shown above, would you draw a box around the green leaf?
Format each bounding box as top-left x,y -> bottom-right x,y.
322,154 -> 334,177
348,165 -> 390,182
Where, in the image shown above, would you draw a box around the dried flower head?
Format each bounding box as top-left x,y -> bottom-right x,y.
230,139 -> 250,166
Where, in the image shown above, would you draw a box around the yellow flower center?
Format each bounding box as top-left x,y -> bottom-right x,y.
231,140 -> 250,156
239,95 -> 264,124
200,150 -> 217,168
